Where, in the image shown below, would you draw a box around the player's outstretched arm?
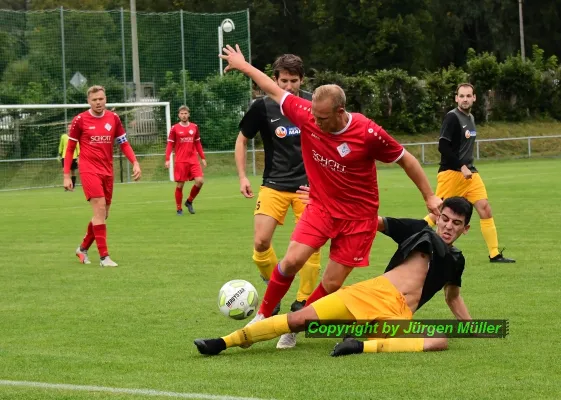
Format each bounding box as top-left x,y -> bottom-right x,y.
444,284 -> 472,320
219,44 -> 286,105
396,150 -> 442,216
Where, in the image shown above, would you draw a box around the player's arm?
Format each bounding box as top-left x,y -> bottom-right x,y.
236,100 -> 264,198
194,127 -> 207,167
63,120 -> 80,189
219,44 -> 286,104
235,132 -> 253,198
439,113 -> 470,176
114,115 -> 141,181
165,126 -> 175,168
444,284 -> 472,320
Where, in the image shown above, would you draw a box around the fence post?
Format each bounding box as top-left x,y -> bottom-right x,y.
247,9 -> 255,176
119,8 -> 128,184
528,137 -> 531,157
180,10 -> 187,106
421,144 -> 425,164
476,141 -> 480,160
60,7 -> 67,124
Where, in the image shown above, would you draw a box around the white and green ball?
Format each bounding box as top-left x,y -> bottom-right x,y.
218,280 -> 259,320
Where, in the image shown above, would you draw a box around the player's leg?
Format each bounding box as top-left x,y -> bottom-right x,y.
469,174 -> 515,263
332,336 -> 447,356
76,173 -> 104,264
175,181 -> 185,215
97,175 -> 118,267
185,163 -> 204,214
194,290 -> 354,356
70,159 -> 78,190
291,195 -> 321,311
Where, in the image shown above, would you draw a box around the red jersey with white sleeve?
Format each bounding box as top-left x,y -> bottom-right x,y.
280,92 -> 405,220
166,122 -> 205,163
68,110 -> 127,176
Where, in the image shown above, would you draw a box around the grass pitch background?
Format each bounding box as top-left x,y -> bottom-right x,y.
0,158 -> 560,399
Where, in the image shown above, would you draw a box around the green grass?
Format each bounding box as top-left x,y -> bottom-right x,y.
0,158 -> 560,399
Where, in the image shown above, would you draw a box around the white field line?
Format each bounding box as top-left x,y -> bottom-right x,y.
0,380 -> 275,400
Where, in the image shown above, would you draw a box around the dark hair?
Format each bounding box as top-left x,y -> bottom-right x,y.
442,197 -> 473,225
456,82 -> 475,95
272,54 -> 304,79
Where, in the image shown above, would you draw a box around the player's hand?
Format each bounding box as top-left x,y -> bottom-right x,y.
239,177 -> 253,198
461,165 -> 472,180
425,194 -> 442,217
219,44 -> 246,74
132,161 -> 142,181
165,160 -> 170,169
296,185 -> 312,205
202,159 -> 207,168
63,174 -> 73,191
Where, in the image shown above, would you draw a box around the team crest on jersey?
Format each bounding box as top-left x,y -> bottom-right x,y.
337,142 -> 351,157
105,123 -> 112,131
465,130 -> 476,139
189,129 -> 194,135
275,126 -> 301,139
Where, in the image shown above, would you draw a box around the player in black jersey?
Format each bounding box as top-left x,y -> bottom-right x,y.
234,54 -> 321,348
194,195 -> 476,356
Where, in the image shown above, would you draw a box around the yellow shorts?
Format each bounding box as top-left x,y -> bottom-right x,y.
435,170 -> 488,204
331,276 -> 413,322
254,186 -> 306,225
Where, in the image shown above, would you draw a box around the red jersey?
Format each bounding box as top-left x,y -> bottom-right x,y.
69,110 -> 126,176
167,122 -> 203,163
280,93 -> 405,220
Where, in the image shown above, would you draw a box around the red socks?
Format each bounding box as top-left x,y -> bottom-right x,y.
187,185 -> 201,203
175,187 -> 183,210
80,221 -> 95,250
304,283 -> 329,306
93,224 -> 108,258
258,264 -> 295,317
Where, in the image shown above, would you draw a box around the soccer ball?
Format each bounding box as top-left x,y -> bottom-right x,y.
218,280 -> 259,320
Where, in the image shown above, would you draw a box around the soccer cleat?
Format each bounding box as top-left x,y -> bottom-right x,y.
489,248 -> 516,263
276,333 -> 297,349
290,300 -> 306,312
75,247 -> 91,265
100,256 -> 118,268
176,209 -> 183,216
194,338 -> 226,356
184,200 -> 195,214
245,312 -> 265,327
331,338 -> 364,357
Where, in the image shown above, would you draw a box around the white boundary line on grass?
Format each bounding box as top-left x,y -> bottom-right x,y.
0,380 -> 275,400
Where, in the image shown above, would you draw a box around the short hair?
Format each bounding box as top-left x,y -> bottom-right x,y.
456,83 -> 475,95
87,85 -> 105,97
312,84 -> 346,110
442,196 -> 473,225
178,105 -> 190,113
272,54 -> 304,79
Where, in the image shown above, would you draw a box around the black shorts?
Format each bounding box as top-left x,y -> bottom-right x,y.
61,158 -> 78,170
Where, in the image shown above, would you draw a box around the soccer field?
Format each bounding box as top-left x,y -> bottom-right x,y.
0,158 -> 560,400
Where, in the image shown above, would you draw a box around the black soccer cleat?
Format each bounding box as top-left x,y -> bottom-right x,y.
185,200 -> 195,214
331,338 -> 364,357
272,302 -> 281,316
194,338 -> 226,356
489,248 -> 515,263
290,299 -> 306,312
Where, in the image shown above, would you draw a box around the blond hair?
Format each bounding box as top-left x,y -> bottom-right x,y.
178,105 -> 190,113
87,85 -> 105,97
312,84 -> 346,110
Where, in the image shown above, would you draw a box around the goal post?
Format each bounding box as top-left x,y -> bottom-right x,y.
0,102 -> 173,191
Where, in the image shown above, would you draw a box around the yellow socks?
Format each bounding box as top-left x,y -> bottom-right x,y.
252,247 -> 278,282
222,315 -> 290,348
480,217 -> 499,258
363,338 -> 425,353
297,251 -> 321,302
424,215 -> 436,227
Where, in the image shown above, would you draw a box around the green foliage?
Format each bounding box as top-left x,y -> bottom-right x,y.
158,70 -> 250,151
466,49 -> 500,122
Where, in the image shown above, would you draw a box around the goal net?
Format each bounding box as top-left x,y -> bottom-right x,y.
0,102 -> 173,191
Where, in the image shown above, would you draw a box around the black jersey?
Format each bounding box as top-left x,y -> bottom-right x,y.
381,217 -> 465,311
238,91 -> 312,192
438,108 -> 478,173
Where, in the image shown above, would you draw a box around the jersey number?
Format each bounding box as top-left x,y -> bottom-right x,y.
255,200 -> 261,210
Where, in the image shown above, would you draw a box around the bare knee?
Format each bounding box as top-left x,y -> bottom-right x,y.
475,200 -> 492,219
424,337 -> 448,352
280,254 -> 306,275
177,182 -> 185,189
287,306 -> 317,332
254,236 -> 272,253
321,276 -> 343,294
195,177 -> 204,187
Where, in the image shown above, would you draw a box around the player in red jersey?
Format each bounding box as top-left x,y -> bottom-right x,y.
63,85 -> 141,267
219,45 -> 442,348
165,105 -> 207,215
